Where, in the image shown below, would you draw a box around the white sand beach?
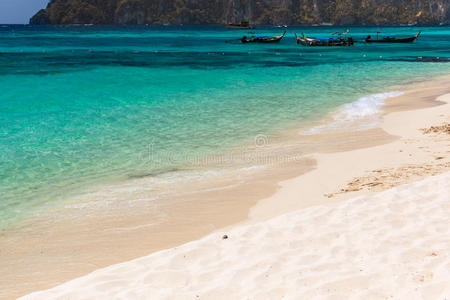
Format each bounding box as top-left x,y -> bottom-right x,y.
21,171 -> 450,299
19,89 -> 450,299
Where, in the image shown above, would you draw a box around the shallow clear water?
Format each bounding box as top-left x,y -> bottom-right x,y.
0,25 -> 449,227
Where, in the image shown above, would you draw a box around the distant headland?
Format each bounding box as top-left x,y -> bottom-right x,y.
30,0 -> 449,25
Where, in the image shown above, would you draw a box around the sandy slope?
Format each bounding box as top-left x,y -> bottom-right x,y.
20,171 -> 450,300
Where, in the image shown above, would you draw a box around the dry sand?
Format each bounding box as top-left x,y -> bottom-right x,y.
20,171 -> 450,299
9,78 -> 450,299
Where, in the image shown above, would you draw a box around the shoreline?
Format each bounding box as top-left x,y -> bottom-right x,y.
247,75 -> 450,222
20,83 -> 450,298
4,74 -> 450,299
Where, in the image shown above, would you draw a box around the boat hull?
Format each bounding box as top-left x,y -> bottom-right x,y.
295,34 -> 354,46
227,22 -> 254,29
241,31 -> 286,44
365,36 -> 417,43
365,32 -> 420,43
298,40 -> 354,46
227,25 -> 254,29
242,37 -> 282,43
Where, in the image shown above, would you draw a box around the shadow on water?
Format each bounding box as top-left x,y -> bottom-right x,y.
1,50 -> 448,75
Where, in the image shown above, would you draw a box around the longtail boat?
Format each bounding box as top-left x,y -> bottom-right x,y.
227,21 -> 255,29
241,31 -> 286,44
365,31 -> 421,43
295,33 -> 354,46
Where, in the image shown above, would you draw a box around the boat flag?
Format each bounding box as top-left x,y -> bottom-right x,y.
333,29 -> 350,35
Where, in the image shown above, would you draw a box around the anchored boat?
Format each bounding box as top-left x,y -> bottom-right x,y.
295,32 -> 354,46
227,21 -> 255,29
365,31 -> 421,43
241,31 -> 286,44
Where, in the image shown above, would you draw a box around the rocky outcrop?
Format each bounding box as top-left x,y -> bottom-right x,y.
30,0 -> 450,25
36,0 -> 110,24
29,9 -> 50,25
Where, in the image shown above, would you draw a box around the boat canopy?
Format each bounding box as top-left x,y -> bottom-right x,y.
311,36 -> 340,40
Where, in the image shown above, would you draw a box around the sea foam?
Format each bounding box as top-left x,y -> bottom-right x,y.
335,91 -> 404,121
301,91 -> 404,135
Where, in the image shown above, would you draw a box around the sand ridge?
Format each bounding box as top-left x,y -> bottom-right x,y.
326,122 -> 450,197
421,123 -> 450,135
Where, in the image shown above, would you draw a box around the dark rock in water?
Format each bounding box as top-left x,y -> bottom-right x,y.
29,0 -> 450,25
29,9 -> 50,25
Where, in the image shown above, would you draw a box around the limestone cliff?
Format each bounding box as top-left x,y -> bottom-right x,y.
30,0 -> 450,25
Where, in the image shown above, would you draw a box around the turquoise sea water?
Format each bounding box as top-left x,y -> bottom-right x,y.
1,25 -> 449,228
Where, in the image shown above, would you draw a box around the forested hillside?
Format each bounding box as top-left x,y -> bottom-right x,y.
30,0 -> 450,25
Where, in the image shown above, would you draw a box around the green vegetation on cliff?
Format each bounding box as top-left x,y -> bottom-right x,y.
30,0 -> 450,25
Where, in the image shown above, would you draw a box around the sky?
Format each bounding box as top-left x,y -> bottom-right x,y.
0,0 -> 49,24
